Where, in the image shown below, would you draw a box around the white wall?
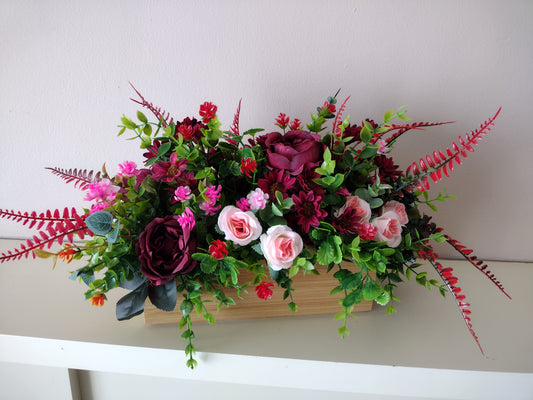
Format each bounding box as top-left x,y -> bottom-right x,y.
1,0 -> 531,262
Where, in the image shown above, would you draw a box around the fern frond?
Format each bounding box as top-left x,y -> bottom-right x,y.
46,167 -> 102,190
227,99 -> 242,145
417,245 -> 484,355
129,82 -> 173,128
445,234 -> 511,300
333,95 -> 351,136
0,226 -> 91,263
370,121 -> 454,145
0,207 -> 86,231
401,108 -> 501,192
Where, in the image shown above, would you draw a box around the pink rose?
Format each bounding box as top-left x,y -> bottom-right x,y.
372,211 -> 403,248
260,225 -> 303,271
337,196 -> 372,224
383,200 -> 408,225
217,206 -> 262,246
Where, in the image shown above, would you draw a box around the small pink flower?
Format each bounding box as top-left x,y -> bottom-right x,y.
90,202 -> 109,214
174,186 -> 193,202
372,211 -> 402,248
377,139 -> 388,155
177,207 -> 195,231
84,179 -> 119,202
336,196 -> 372,224
199,201 -> 221,216
247,188 -> 269,211
236,197 -> 251,211
117,161 -> 137,177
383,200 -> 408,225
204,185 -> 222,204
260,225 -> 303,271
217,206 -> 262,246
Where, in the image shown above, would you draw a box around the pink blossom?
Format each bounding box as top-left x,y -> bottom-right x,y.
247,188 -> 269,211
199,201 -> 221,216
177,207 -> 195,231
260,225 -> 303,271
204,185 -> 222,204
336,196 -> 372,224
174,186 -> 193,202
217,206 -> 262,246
90,202 -> 109,214
236,197 -> 251,211
84,179 -> 119,202
377,139 -> 388,155
117,161 -> 137,177
383,200 -> 408,225
372,211 -> 402,247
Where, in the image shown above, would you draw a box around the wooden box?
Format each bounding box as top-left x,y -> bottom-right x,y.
144,267 -> 374,325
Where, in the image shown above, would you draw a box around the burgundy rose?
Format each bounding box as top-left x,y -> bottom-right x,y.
136,215 -> 197,286
258,130 -> 325,175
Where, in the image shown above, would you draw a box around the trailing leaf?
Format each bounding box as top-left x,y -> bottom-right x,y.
417,245 -> 484,355
45,167 -> 102,190
444,234 -> 511,300
401,109 -> 501,192
129,82 -> 173,128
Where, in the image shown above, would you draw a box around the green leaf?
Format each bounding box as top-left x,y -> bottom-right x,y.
316,241 -> 334,266
383,109 -> 394,122
363,279 -> 383,300
200,256 -> 218,274
85,211 -> 113,235
288,302 -> 298,312
137,111 -> 148,123
180,300 -> 193,316
158,142 -> 172,156
375,291 -> 391,306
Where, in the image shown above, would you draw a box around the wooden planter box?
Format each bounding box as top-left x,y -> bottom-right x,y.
144,267 -> 374,325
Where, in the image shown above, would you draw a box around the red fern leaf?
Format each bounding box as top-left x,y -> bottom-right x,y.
46,167 -> 102,190
129,83 -> 173,128
402,108 -> 501,192
371,121 -> 454,145
333,96 -> 351,137
417,245 -> 484,355
227,99 -> 242,146
445,234 -> 511,300
0,226 -> 91,263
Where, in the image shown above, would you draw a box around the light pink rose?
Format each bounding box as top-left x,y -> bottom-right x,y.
337,196 -> 372,223
260,225 -> 303,271
383,200 -> 408,225
217,206 -> 262,246
372,211 -> 403,248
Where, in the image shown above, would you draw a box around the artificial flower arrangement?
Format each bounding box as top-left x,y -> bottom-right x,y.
0,86 -> 510,368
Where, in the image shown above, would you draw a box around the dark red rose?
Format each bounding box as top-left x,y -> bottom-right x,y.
258,130 -> 325,175
136,215 -> 197,286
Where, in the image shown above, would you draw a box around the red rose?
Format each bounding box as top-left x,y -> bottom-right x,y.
136,215 -> 197,285
258,130 -> 325,175
255,282 -> 275,300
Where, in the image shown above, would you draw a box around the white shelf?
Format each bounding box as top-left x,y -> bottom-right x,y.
1,239 -> 532,398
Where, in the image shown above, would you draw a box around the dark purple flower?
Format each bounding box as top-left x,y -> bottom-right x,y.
258,130 -> 325,175
291,191 -> 328,233
151,152 -> 189,183
136,215 -> 197,286
257,169 -> 296,199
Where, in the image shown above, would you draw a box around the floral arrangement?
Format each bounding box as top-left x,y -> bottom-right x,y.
0,86 -> 510,368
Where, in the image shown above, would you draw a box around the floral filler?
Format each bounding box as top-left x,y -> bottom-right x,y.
0,86 -> 510,369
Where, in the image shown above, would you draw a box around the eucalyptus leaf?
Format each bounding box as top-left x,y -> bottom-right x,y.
116,282 -> 149,320
148,281 -> 177,312
85,211 -> 114,235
